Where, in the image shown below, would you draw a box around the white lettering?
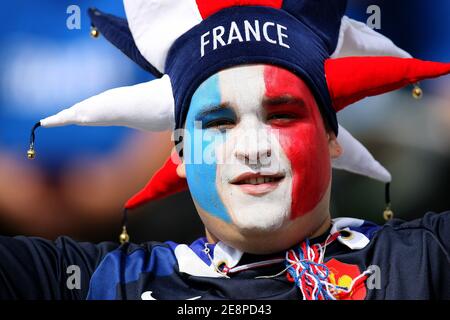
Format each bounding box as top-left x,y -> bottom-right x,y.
244,19 -> 261,42
66,5 -> 81,30
66,265 -> 81,290
277,24 -> 290,48
200,21 -> 290,57
213,26 -> 226,49
227,21 -> 244,44
262,22 -> 277,44
177,304 -> 210,317
367,5 -> 381,30
367,265 -> 382,289
201,31 -> 210,57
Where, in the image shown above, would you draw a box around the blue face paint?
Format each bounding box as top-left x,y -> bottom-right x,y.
195,106 -> 236,130
185,74 -> 231,223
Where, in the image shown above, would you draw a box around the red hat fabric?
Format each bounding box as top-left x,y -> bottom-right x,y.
326,57 -> 450,111
125,153 -> 188,209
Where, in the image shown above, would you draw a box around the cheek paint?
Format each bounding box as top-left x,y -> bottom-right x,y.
185,74 -> 231,223
264,66 -> 331,219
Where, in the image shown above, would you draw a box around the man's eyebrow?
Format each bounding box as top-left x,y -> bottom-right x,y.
262,95 -> 305,108
195,103 -> 233,119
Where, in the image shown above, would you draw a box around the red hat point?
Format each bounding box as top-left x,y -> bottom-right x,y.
125,154 -> 188,210
325,57 -> 450,111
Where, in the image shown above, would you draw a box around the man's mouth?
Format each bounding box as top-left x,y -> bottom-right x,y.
229,172 -> 285,195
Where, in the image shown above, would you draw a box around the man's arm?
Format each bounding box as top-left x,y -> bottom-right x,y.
422,211 -> 450,254
0,235 -> 119,299
420,212 -> 450,299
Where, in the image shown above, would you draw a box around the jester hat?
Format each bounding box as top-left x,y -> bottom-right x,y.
31,0 -> 450,210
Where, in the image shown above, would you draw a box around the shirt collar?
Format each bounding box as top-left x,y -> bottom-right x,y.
167,217 -> 379,277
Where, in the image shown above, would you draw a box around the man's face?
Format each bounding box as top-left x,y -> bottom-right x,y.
182,64 -> 331,234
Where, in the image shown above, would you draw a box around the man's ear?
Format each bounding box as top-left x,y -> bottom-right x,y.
328,132 -> 343,159
176,161 -> 186,178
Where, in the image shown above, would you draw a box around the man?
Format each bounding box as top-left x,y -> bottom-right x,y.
3,0 -> 450,299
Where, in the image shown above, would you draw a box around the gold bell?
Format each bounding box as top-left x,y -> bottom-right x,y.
383,183 -> 394,221
90,26 -> 100,38
383,206 -> 394,221
27,122 -> 41,160
27,148 -> 36,160
412,85 -> 423,100
119,226 -> 130,244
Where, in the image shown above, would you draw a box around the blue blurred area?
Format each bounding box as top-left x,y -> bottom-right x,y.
348,0 -> 450,61
0,1 -> 153,173
345,0 -> 450,106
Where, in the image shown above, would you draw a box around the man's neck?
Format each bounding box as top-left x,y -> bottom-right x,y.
205,214 -> 332,245
205,228 -> 219,244
309,214 -> 332,239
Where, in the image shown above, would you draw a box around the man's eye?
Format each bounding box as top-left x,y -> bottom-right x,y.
267,113 -> 297,123
204,119 -> 236,130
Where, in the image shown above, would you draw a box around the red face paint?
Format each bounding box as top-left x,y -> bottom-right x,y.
263,66 -> 331,219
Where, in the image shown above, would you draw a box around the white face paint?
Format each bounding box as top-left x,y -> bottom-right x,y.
214,66 -> 293,231
187,64 -> 331,233
186,64 -> 332,253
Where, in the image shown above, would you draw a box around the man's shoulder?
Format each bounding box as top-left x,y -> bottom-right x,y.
345,212 -> 450,300
383,211 -> 450,231
376,211 -> 450,242
370,211 -> 450,257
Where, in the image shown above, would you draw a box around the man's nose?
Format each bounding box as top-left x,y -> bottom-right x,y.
235,147 -> 272,165
233,131 -> 273,166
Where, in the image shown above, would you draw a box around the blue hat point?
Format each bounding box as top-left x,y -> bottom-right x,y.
87,7 -> 163,78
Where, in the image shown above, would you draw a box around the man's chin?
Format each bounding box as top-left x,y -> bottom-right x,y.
224,223 -> 300,255
232,214 -> 290,236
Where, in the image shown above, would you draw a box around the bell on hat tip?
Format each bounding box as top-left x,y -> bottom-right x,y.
27,121 -> 41,160
119,226 -> 130,244
90,26 -> 100,38
383,206 -> 394,221
27,148 -> 35,160
412,84 -> 423,99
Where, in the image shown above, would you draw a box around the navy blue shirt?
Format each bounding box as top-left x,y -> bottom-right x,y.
0,212 -> 448,300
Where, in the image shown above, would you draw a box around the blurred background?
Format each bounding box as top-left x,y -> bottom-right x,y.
0,0 -> 448,244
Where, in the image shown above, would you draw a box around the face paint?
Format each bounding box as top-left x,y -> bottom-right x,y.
215,66 -> 293,230
185,65 -> 330,230
263,65 -> 331,219
185,74 -> 231,223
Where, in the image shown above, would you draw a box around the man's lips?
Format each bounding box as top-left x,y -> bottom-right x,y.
229,172 -> 285,195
